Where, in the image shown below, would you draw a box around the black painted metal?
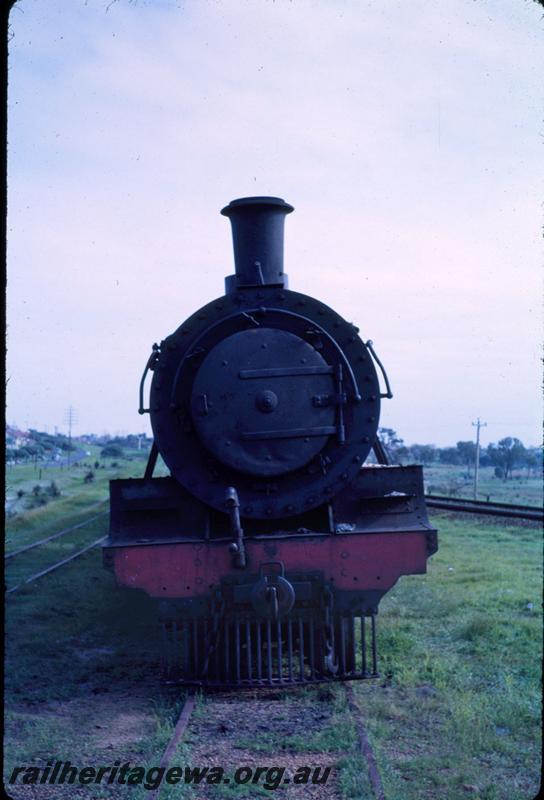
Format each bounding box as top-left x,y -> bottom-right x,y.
371,614 -> 377,675
105,464 -> 434,549
235,618 -> 241,683
149,299 -> 380,518
221,197 -> 293,293
266,620 -> 273,683
191,328 -> 336,476
256,622 -> 262,681
246,621 -> 252,680
161,609 -> 378,687
372,436 -> 390,466
144,441 -> 159,479
288,619 -> 294,681
298,618 -> 305,680
361,615 -> 367,675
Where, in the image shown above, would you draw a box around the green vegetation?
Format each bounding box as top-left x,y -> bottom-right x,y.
5,434 -> 169,520
377,428 -> 542,499
5,428 -> 76,463
4,448 -> 541,800
353,511 -> 542,800
101,444 -> 125,458
423,463 -> 542,507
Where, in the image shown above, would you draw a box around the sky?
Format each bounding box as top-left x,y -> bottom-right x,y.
7,0 -> 543,448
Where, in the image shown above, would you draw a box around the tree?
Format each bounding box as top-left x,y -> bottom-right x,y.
438,447 -> 461,465
522,447 -> 542,477
456,441 -> 476,473
47,481 -> 60,497
395,445 -> 411,464
408,444 -> 436,465
100,444 -> 124,458
487,438 -> 526,481
60,440 -> 76,452
377,428 -> 406,462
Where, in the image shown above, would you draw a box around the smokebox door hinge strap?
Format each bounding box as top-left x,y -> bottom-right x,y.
335,364 -> 346,444
312,393 -> 348,408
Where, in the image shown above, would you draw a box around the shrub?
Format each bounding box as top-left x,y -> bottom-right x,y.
100,445 -> 124,458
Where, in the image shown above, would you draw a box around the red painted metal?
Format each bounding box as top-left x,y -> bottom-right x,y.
111,532 -> 429,599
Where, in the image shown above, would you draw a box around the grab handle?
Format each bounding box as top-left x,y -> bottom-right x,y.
365,340 -> 393,399
138,343 -> 160,415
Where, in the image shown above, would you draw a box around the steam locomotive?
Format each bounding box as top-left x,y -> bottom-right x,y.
103,197 -> 437,687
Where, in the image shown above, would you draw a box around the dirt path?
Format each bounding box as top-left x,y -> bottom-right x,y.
181,689 -> 358,799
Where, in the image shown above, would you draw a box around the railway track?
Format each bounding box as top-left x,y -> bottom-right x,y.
5,508 -> 108,560
150,685 -> 385,800
425,494 -> 543,521
6,536 -> 108,595
5,507 -> 109,596
148,692 -> 197,800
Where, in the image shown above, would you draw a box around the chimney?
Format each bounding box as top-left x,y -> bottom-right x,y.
221,196 -> 294,294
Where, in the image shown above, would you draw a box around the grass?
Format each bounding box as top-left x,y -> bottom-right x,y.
5,559 -> 160,702
353,511 -> 542,800
4,450 -> 153,589
4,541 -> 186,797
4,459 -> 541,800
5,444 -> 170,520
4,452 -> 197,798
5,522 -> 108,588
4,446 -> 168,551
423,464 -> 542,507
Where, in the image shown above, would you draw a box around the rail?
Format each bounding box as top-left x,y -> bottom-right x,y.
150,685 -> 384,800
5,509 -> 109,560
6,536 -> 108,595
425,495 -> 542,522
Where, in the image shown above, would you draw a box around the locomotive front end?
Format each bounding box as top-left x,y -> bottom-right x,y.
103,197 -> 437,687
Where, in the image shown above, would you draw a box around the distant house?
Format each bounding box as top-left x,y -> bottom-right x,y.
6,425 -> 31,448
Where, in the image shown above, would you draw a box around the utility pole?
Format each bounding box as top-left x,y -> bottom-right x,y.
64,406 -> 77,468
472,417 -> 487,500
